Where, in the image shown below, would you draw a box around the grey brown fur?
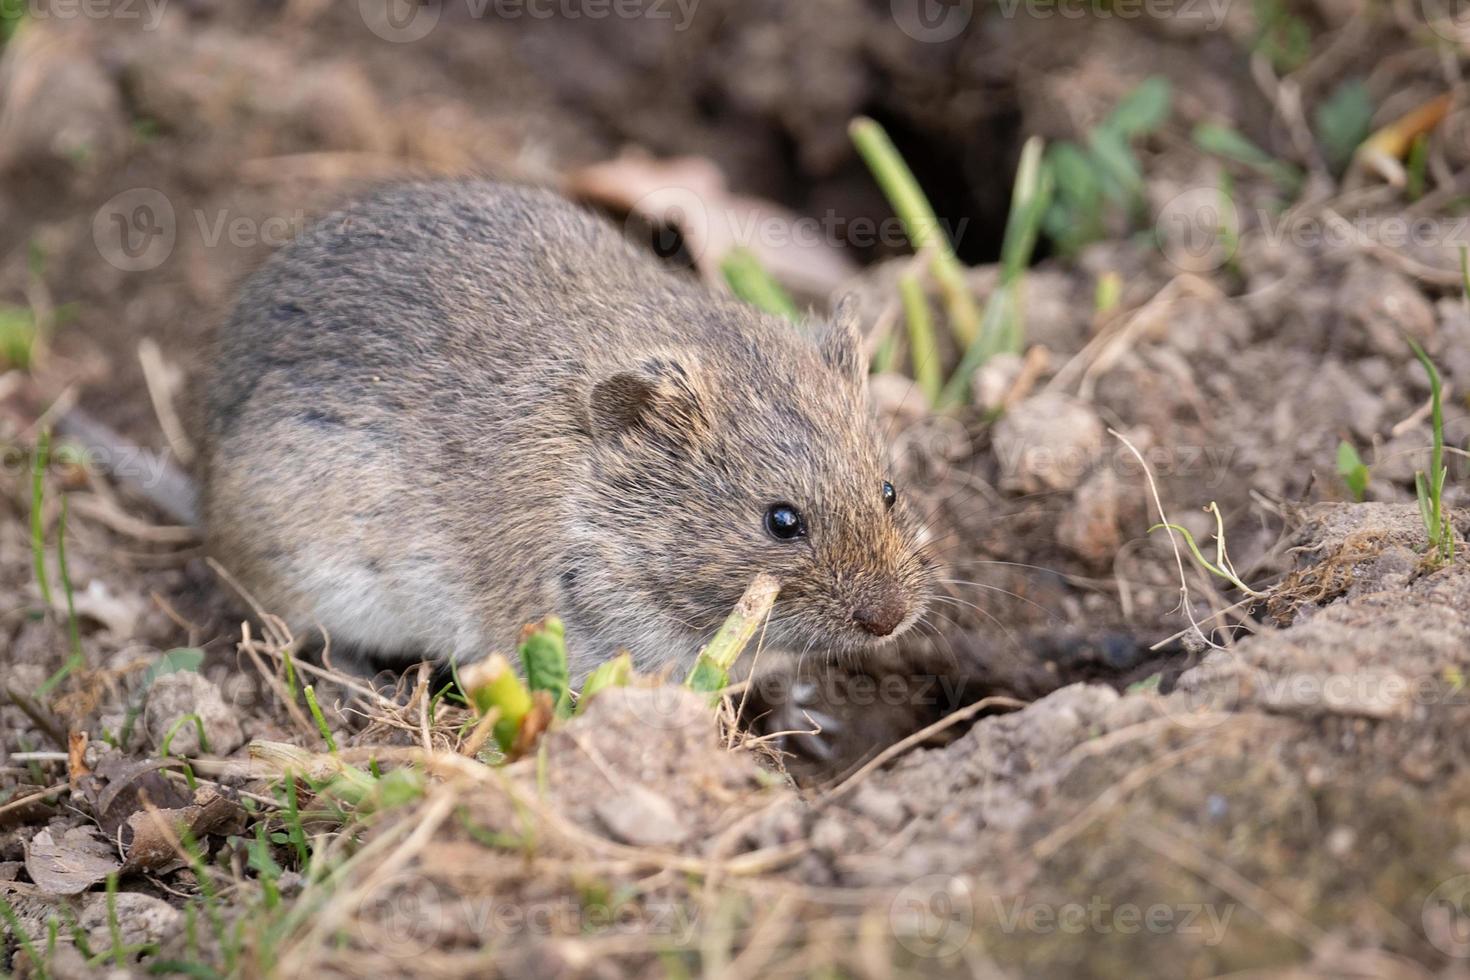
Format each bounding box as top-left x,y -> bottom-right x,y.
204,181 -> 936,676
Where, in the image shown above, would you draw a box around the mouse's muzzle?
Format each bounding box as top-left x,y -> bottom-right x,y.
834,568 -> 925,645
851,590 -> 908,637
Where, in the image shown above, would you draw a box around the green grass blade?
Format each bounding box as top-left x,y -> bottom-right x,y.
1192,122 -> 1302,192
939,138 -> 1050,408
1148,522 -> 1266,597
899,272 -> 941,406
1336,440 -> 1369,501
30,428 -> 53,608
1406,335 -> 1448,559
870,329 -> 900,376
106,873 -> 125,967
56,496 -> 81,659
997,136 -> 1051,287
37,495 -> 84,698
721,248 -> 800,322
850,117 -> 981,347
303,685 -> 336,753
0,895 -> 46,979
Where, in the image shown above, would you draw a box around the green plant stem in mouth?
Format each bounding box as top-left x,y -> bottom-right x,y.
686,573 -> 780,694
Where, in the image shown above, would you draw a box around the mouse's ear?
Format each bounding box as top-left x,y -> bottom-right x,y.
587,353 -> 706,444
816,295 -> 867,387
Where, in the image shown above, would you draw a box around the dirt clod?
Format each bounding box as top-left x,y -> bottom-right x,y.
594,785 -> 690,847
142,672 -> 244,758
78,892 -> 181,953
992,393 -> 1105,494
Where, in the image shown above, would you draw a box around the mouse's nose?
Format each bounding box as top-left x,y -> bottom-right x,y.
853,594 -> 907,637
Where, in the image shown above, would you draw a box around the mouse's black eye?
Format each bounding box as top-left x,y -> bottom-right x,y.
882,481 -> 897,510
764,503 -> 806,541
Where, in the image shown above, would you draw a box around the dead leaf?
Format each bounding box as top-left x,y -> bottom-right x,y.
24,826 -> 121,896
1354,93 -> 1453,187
67,731 -> 89,789
511,690 -> 555,759
121,787 -> 247,873
76,755 -> 189,838
250,739 -> 358,782
567,154 -> 857,298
